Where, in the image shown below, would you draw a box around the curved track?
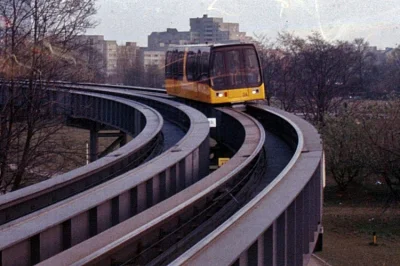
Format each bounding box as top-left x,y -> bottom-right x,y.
39,107 -> 267,265
0,82 -> 323,266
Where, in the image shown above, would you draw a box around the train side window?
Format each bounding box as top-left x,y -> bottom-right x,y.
177,51 -> 184,79
186,51 -> 196,81
165,51 -> 172,78
200,51 -> 209,78
195,51 -> 202,81
172,50 -> 178,78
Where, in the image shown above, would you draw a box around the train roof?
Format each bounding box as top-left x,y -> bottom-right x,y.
167,42 -> 255,50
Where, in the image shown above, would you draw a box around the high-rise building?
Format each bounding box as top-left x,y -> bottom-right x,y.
190,14 -> 224,43
103,40 -> 118,77
148,28 -> 199,49
76,36 -> 144,82
75,35 -> 106,76
76,35 -> 105,54
189,14 -> 246,44
117,42 -> 140,66
143,50 -> 166,70
143,14 -> 250,70
147,14 -> 249,50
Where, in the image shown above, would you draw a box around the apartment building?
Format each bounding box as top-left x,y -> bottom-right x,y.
76,35 -> 145,82
147,14 -> 249,51
143,14 -> 251,70
117,42 -> 140,67
143,49 -> 166,70
75,35 -> 105,66
103,40 -> 118,77
148,28 -> 199,49
190,14 -> 246,44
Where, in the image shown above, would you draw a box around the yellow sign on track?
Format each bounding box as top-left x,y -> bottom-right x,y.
218,158 -> 230,167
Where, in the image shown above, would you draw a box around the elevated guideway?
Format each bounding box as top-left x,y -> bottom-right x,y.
0,83 -> 323,266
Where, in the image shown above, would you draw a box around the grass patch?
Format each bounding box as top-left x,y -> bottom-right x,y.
317,178 -> 400,265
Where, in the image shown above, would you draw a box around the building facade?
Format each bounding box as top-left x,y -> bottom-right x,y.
147,14 -> 249,50
117,42 -> 139,66
76,35 -> 105,58
75,15 -> 254,81
104,40 -> 118,77
190,14 -> 246,44
76,36 -> 143,83
143,14 -> 250,70
148,28 -> 199,49
143,49 -> 166,70
190,15 -> 225,43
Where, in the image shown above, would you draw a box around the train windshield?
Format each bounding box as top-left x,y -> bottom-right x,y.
210,47 -> 262,90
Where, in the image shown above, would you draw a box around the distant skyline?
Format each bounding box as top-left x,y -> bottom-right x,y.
87,0 -> 400,48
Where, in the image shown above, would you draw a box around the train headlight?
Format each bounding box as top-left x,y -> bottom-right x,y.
252,89 -> 259,94
216,92 -> 224,97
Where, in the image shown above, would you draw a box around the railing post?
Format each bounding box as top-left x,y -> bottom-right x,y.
89,123 -> 99,162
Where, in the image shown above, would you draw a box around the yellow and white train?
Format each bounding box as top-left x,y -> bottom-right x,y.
165,43 -> 266,104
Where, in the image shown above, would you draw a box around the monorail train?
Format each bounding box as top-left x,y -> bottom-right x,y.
164,43 -> 266,104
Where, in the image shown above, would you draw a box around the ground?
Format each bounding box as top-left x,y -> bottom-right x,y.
316,178 -> 400,266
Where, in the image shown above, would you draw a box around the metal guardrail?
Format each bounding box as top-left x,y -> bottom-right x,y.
38,107 -> 266,265
0,89 -> 164,225
0,89 -> 210,265
77,82 -> 167,94
170,104 -> 323,266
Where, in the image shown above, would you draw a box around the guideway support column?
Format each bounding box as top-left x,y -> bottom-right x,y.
89,124 -> 99,162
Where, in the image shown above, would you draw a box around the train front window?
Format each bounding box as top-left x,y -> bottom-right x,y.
244,49 -> 261,85
210,47 -> 261,90
210,51 -> 225,89
226,50 -> 244,86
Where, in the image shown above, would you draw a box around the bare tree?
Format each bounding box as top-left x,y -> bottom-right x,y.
255,34 -> 300,111
256,36 -> 287,108
277,32 -> 357,124
72,40 -> 106,82
348,39 -> 377,98
0,0 -> 97,192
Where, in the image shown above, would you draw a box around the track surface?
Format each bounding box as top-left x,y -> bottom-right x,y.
162,120 -> 186,152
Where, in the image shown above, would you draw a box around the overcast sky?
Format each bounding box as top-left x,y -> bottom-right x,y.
87,0 -> 400,48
